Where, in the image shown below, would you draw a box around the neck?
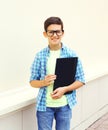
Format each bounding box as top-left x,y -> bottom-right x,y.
49,43 -> 62,50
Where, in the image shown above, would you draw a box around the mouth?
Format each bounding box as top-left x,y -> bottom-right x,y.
51,37 -> 59,41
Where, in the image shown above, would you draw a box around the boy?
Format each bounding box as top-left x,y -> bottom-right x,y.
30,16 -> 85,130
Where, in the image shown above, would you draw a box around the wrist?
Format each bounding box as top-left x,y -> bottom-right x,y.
41,79 -> 45,86
64,86 -> 69,93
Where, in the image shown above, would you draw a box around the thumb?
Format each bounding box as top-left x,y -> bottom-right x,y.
52,89 -> 58,95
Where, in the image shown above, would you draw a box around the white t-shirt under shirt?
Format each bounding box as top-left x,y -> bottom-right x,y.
46,50 -> 68,107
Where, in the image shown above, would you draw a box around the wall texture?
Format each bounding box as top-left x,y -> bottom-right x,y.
0,0 -> 108,91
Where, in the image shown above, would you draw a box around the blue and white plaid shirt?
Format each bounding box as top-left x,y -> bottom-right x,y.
30,44 -> 85,111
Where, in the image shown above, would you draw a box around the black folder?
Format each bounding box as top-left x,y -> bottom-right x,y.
53,57 -> 78,94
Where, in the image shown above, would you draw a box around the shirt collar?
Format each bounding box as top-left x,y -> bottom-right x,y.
46,43 -> 65,53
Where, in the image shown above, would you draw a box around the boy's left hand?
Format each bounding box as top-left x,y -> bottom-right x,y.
51,87 -> 67,99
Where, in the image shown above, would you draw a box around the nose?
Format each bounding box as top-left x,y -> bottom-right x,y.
53,32 -> 58,36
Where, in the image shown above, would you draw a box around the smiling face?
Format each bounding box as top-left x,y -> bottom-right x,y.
43,24 -> 64,50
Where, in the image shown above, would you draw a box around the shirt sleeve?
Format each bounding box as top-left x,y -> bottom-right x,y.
30,54 -> 41,82
75,58 -> 85,84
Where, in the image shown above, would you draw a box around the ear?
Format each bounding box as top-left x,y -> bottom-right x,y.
62,31 -> 64,36
43,32 -> 47,38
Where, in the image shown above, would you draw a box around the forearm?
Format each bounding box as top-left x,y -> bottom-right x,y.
51,80 -> 84,99
30,80 -> 45,88
64,80 -> 84,93
30,74 -> 56,88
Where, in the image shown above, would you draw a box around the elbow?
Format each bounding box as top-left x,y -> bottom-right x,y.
76,80 -> 85,88
80,82 -> 85,86
29,81 -> 36,88
29,81 -> 33,87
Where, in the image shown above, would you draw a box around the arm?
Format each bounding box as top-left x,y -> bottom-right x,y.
30,80 -> 45,88
64,80 -> 84,92
51,80 -> 84,99
30,74 -> 56,88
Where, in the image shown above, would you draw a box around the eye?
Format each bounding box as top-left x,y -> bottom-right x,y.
56,30 -> 61,33
49,31 -> 54,34
46,30 -> 63,37
56,30 -> 62,35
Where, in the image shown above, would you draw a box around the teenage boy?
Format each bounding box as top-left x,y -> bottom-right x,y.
30,16 -> 85,130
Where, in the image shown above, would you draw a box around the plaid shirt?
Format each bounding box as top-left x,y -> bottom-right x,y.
30,44 -> 85,111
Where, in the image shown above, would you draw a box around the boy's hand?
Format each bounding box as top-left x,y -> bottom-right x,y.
44,74 -> 56,86
51,87 -> 67,99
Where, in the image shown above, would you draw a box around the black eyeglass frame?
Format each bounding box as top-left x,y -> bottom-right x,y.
46,30 -> 64,37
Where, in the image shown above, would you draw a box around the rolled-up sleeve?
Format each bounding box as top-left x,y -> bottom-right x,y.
75,58 -> 85,84
30,55 -> 41,82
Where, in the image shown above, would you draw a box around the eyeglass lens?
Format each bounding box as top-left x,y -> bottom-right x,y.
47,30 -> 63,36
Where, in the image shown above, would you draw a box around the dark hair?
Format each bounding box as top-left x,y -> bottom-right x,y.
44,17 -> 64,32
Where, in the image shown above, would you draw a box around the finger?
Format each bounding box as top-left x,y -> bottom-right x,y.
45,75 -> 56,81
51,90 -> 60,97
52,89 -> 58,95
51,94 -> 61,99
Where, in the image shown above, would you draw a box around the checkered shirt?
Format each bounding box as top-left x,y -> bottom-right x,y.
30,44 -> 85,111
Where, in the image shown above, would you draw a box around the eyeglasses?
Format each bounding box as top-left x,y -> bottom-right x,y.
46,30 -> 64,37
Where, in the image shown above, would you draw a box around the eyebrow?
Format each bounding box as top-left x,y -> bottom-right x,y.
47,30 -> 62,32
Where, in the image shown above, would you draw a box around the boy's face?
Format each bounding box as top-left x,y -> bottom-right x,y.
43,24 -> 64,48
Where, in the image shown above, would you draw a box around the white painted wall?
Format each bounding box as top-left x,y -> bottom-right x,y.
0,0 -> 108,91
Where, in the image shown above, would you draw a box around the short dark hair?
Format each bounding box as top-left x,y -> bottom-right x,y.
44,17 -> 64,32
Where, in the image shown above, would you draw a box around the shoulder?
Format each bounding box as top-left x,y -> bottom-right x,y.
62,44 -> 78,57
35,47 -> 49,58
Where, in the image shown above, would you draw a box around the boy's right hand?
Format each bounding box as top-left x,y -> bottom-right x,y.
44,74 -> 56,86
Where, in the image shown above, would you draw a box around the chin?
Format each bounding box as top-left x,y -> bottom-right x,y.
52,40 -> 60,44
52,43 -> 60,46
